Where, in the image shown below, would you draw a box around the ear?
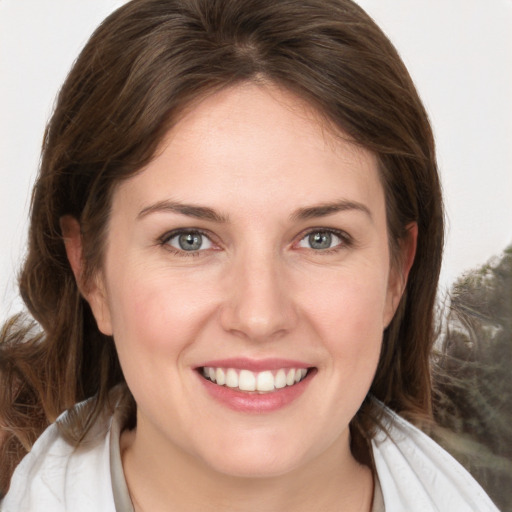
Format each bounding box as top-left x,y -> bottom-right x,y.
383,222 -> 418,327
60,215 -> 113,336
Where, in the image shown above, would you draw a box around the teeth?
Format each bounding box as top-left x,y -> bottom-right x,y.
275,369 -> 287,389
201,366 -> 309,392
226,368 -> 238,388
256,371 -> 275,392
216,368 -> 226,385
239,370 -> 256,391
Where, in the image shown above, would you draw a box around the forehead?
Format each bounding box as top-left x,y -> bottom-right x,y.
112,82 -> 384,221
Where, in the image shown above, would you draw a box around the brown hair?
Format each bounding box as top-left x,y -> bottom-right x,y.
0,0 -> 443,495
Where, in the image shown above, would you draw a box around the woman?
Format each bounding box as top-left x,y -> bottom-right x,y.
0,0 -> 499,510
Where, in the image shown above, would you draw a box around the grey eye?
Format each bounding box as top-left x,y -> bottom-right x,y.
179,233 -> 202,251
308,232 -> 333,249
298,231 -> 343,250
168,232 -> 212,251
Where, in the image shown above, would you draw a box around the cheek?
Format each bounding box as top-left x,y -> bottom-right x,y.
299,264 -> 389,371
302,265 -> 389,333
104,261 -> 223,361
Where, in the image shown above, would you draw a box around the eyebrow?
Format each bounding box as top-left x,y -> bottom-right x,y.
137,200 -> 229,223
291,200 -> 372,222
137,199 -> 372,223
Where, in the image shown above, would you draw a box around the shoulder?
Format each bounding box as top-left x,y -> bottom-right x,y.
371,403 -> 499,512
0,403 -> 116,512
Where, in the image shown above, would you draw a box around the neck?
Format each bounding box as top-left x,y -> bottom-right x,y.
121,424 -> 374,512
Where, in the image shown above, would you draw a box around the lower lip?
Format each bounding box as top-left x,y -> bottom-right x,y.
197,369 -> 316,413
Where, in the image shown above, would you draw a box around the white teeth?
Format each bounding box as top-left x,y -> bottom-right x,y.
239,370 -> 256,391
215,368 -> 226,385
201,366 -> 309,392
256,371 -> 275,392
275,369 -> 287,389
226,368 -> 238,388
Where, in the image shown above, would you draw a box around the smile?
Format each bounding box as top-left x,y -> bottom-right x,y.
201,367 -> 309,393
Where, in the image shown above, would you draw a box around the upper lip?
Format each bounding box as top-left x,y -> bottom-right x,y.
196,357 -> 312,372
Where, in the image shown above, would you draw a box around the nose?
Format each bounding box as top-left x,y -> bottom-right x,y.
219,250 -> 298,342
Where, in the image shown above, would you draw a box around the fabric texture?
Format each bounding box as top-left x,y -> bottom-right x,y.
109,415 -> 135,512
0,400 -> 499,512
371,406 -> 499,511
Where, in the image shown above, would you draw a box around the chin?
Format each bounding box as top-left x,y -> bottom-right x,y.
207,453 -> 304,480
193,428 -> 327,481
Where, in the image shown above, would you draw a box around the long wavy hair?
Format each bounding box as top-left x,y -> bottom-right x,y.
0,0 -> 443,496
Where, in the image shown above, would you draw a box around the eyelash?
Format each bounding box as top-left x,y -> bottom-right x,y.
158,228 -> 352,257
296,227 -> 353,254
158,229 -> 215,257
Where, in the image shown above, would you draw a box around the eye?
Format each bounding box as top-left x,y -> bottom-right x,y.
297,230 -> 347,251
164,230 -> 213,252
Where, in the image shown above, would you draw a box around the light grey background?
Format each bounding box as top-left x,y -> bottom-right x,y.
1,0 -> 511,321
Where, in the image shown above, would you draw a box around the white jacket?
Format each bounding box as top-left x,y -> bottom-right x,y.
1,402 -> 499,512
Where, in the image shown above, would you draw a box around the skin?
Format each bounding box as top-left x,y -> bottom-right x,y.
63,82 -> 416,512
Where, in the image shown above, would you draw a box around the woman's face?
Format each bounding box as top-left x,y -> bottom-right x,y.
86,83 -> 409,478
